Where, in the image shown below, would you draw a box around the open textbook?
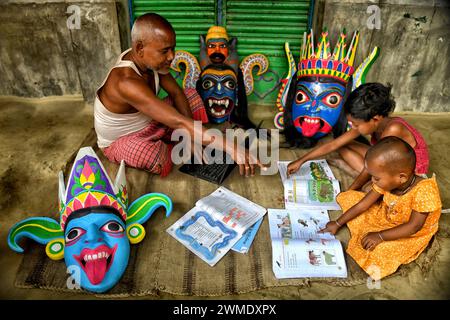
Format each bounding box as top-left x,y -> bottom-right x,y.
167,187 -> 266,266
268,208 -> 347,278
278,159 -> 341,210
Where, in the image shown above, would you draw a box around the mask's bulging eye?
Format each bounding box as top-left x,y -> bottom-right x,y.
202,80 -> 214,90
295,90 -> 310,104
322,93 -> 342,108
101,221 -> 124,233
66,228 -> 85,243
224,80 -> 235,89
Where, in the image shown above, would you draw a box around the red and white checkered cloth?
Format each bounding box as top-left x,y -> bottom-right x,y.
103,88 -> 207,177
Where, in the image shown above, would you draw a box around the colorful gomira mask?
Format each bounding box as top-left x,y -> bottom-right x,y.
171,26 -> 269,127
8,147 -> 172,293
275,29 -> 379,146
199,66 -> 237,122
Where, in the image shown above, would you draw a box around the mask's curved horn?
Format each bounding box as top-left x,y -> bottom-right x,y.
225,37 -> 239,74
274,42 -> 297,129
8,217 -> 64,260
239,53 -> 269,96
125,193 -> 173,244
114,160 -> 128,208
170,50 -> 201,89
199,34 -> 211,70
351,46 -> 380,91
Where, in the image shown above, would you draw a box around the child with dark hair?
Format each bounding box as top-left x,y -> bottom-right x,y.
319,136 -> 441,280
287,83 -> 430,191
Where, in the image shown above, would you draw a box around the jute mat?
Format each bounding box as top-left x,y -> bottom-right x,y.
14,147 -> 443,297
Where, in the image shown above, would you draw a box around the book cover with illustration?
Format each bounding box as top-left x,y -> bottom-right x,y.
167,187 -> 266,266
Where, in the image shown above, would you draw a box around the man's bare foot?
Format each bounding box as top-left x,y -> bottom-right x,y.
328,158 -> 359,178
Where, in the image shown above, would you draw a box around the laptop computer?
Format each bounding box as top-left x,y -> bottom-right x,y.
178,121 -> 268,184
179,161 -> 236,185
178,146 -> 236,185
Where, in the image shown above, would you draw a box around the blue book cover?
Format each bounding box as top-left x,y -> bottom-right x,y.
231,217 -> 264,254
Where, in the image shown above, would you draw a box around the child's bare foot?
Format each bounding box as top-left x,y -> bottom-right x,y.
328,157 -> 359,178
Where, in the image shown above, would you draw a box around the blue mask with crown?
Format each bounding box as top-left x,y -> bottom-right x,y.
8,147 -> 172,293
275,28 -> 380,143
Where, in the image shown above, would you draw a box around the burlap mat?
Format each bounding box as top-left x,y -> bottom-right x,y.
14,147 -> 443,297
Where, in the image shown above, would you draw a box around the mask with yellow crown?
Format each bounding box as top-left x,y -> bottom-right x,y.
7,147 -> 172,293
275,29 -> 380,148
171,26 -> 269,127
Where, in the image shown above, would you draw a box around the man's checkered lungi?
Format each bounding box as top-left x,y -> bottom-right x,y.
102,88 -> 207,177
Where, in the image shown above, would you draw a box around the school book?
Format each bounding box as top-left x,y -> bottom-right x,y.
231,217 -> 264,254
277,159 -> 341,210
166,186 -> 266,266
268,208 -> 347,279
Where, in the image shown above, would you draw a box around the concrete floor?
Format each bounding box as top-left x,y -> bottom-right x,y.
0,96 -> 449,299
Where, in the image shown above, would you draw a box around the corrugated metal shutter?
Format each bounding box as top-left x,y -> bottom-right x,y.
130,0 -> 217,56
224,0 -> 311,105
130,0 -> 313,104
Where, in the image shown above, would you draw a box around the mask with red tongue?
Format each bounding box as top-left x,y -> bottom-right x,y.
291,80 -> 346,140
86,258 -> 107,285
294,117 -> 322,137
8,147 -> 173,294
74,244 -> 118,286
65,211 -> 129,293
275,28 -> 380,147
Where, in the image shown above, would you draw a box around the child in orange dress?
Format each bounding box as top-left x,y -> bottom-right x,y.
320,136 -> 441,280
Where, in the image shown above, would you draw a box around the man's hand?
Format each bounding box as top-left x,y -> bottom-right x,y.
287,159 -> 303,177
361,232 -> 383,251
233,146 -> 266,177
318,221 -> 341,235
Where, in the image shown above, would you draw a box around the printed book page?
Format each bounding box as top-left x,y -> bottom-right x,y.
278,159 -> 337,182
277,160 -> 341,210
196,186 -> 266,233
272,239 -> 347,278
268,208 -> 347,278
166,187 -> 266,267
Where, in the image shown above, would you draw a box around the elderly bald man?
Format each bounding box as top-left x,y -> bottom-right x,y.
95,13 -> 262,176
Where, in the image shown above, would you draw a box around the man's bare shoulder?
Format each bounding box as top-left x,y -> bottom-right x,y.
99,68 -> 144,113
108,67 -> 143,86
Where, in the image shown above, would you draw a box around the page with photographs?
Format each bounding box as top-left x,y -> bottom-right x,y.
268,208 -> 347,278
277,160 -> 341,210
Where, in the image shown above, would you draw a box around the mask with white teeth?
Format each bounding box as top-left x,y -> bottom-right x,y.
170,25 -> 269,129
7,147 -> 172,293
276,29 -> 379,147
198,66 -> 237,124
292,79 -> 346,138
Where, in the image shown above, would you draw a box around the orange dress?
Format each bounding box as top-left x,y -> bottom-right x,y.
336,176 -> 441,280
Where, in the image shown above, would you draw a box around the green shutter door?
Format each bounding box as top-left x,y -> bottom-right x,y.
131,0 -> 217,56
130,0 -> 313,104
224,0 -> 311,105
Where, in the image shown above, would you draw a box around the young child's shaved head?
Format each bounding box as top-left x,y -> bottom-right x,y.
366,136 -> 416,174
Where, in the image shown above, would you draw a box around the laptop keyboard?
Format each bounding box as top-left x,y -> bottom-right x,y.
179,163 -> 235,184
